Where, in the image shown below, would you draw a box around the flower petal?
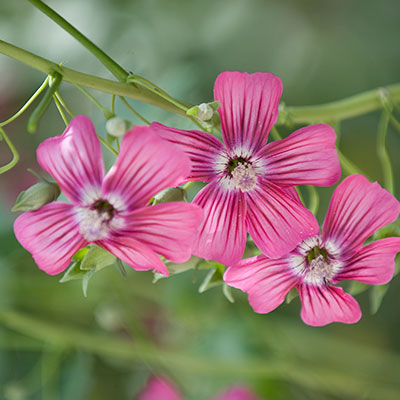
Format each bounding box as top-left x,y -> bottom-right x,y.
224,255 -> 298,314
99,234 -> 167,275
282,186 -> 302,203
245,179 -> 320,259
214,71 -> 282,154
213,386 -> 261,400
322,175 -> 400,255
102,126 -> 191,211
37,115 -> 104,204
333,237 -> 400,285
259,124 -> 341,186
138,376 -> 182,400
299,284 -> 361,326
14,202 -> 87,275
151,122 -> 224,182
117,203 -> 203,263
192,181 -> 247,266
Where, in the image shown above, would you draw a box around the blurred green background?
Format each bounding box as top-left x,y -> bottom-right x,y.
1,0 -> 400,399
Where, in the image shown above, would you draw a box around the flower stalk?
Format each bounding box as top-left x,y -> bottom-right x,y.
1,39 -> 400,124
27,0 -> 129,82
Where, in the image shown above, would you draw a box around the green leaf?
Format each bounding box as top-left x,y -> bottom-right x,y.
222,283 -> 235,303
369,284 -> 389,314
59,245 -> 117,296
347,280 -> 369,296
198,266 -> 225,293
80,245 -> 116,271
114,258 -> 127,280
373,220 -> 400,240
59,261 -> 87,283
12,181 -> 60,212
82,268 -> 97,297
153,187 -> 187,204
286,288 -> 299,304
153,256 -> 201,283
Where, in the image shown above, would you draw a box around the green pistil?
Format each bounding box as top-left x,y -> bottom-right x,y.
307,246 -> 328,263
227,157 -> 247,173
93,199 -> 115,217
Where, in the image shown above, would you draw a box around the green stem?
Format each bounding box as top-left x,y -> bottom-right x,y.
53,95 -> 69,126
111,94 -> 116,114
73,82 -> 112,119
127,74 -> 189,112
0,40 -> 187,116
54,92 -> 74,117
337,149 -> 369,179
306,185 -> 319,215
277,84 -> 400,125
27,168 -> 51,183
388,113 -> 400,137
377,110 -> 394,192
97,135 -> 118,156
28,0 -> 129,82
119,97 -> 150,125
270,126 -> 282,140
2,39 -> 400,124
27,72 -> 62,133
0,127 -> 20,174
0,76 -> 49,127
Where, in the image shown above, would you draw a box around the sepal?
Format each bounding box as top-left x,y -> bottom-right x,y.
59,245 -> 117,297
12,181 -> 60,212
153,187 -> 187,204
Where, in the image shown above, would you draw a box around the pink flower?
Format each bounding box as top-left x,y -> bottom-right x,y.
137,376 -> 181,400
211,386 -> 262,400
152,71 -> 341,265
137,376 -> 261,400
14,115 -> 203,276
224,175 -> 400,326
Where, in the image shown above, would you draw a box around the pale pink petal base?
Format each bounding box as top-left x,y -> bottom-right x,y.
334,237 -> 400,285
192,181 -> 247,266
138,376 -> 182,400
260,124 -> 341,186
323,175 -> 400,254
214,71 -> 282,153
99,235 -> 168,275
224,255 -> 298,314
14,202 -> 87,275
245,179 -> 320,259
120,202 -> 203,263
299,284 -> 361,327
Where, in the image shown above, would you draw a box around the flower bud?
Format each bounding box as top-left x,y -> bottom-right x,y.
105,116 -> 129,137
153,187 -> 187,204
12,181 -> 60,212
186,101 -> 220,122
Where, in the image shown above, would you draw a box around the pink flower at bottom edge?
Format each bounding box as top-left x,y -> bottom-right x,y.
224,175 -> 400,326
14,115 -> 203,276
212,386 -> 262,400
137,376 -> 262,400
151,71 -> 341,266
137,376 -> 182,400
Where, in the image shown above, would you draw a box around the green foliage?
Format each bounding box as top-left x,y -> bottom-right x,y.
59,245 -> 116,297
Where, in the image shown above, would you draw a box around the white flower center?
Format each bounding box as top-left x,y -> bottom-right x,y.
289,235 -> 342,286
76,208 -> 111,241
75,199 -> 122,242
231,162 -> 257,192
